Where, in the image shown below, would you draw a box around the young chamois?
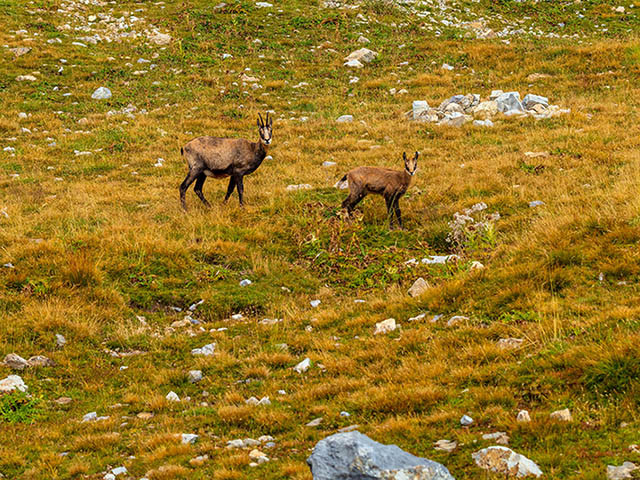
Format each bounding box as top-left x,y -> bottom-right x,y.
179,113 -> 273,209
339,151 -> 419,229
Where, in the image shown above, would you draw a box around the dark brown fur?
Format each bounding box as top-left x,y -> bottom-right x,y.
180,113 -> 273,209
340,151 -> 418,229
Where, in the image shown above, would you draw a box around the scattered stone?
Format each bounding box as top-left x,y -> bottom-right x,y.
54,397 -> 73,405
340,411 -> 350,417
495,92 -> 525,113
608,462 -> 638,479
374,318 -> 397,335
482,432 -> 510,445
249,449 -> 269,464
306,417 -> 323,427
472,101 -> 498,118
256,1 -> 273,7
188,370 -> 203,383
82,411 -> 97,422
460,415 -> 474,426
111,466 -> 127,476
3,354 -> 28,370
166,391 -> 180,402
344,59 -> 363,68
10,47 -> 31,57
447,315 -> 468,327
336,115 -> 353,123
469,261 -> 485,270
323,161 -> 336,167
0,375 -> 28,394
307,431 -> 455,480
91,87 -> 112,100
473,119 -> 494,127
472,446 -> 542,477
358,35 -> 370,44
310,300 -> 321,308
286,184 -> 312,191
434,439 -> 457,452
181,434 -> 199,445
408,277 -> 430,297
294,358 -> 311,373
344,48 -> 378,64
497,338 -> 524,350
137,412 -> 154,420
27,355 -> 54,367
529,200 -> 545,208
192,343 -> 216,356
550,408 -> 572,422
239,278 -> 252,286
517,410 -> 531,423
522,94 -> 549,109
442,63 -> 454,71
526,73 -> 551,82
524,151 -> 549,158
16,75 -> 37,82
150,32 -> 171,45
615,6 -> 626,13
412,100 -> 431,120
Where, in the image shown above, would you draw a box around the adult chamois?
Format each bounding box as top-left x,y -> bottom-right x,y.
338,151 -> 419,229
179,113 -> 273,209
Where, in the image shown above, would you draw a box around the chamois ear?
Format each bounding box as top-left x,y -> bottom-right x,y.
414,151 -> 419,160
257,113 -> 264,128
402,152 -> 407,161
268,113 -> 273,127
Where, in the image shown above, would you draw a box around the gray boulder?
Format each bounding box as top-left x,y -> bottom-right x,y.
522,94 -> 549,109
495,92 -> 524,113
307,431 -> 455,480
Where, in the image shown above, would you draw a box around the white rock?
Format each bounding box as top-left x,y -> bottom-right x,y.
256,1 -> 273,7
407,313 -> 426,322
91,87 -> 112,100
344,59 -> 363,68
82,411 -> 97,422
191,343 -> 216,356
473,119 -> 494,127
188,370 -> 203,383
16,75 -> 37,82
358,35 -> 370,44
306,417 -> 323,427
608,462 -> 638,480
55,333 -> 66,347
111,466 -> 127,476
472,446 -> 542,477
482,432 -> 510,445
495,92 -> 525,113
550,408 -> 572,422
434,439 -> 457,452
517,410 -> 531,423
336,115 -> 353,123
412,100 -> 430,120
294,357 -> 311,373
181,433 -> 199,444
529,200 -> 545,208
408,277 -> 430,297
3,353 -> 28,370
104,474 -> 115,480
344,48 -> 378,64
497,338 -> 523,350
523,94 -> 549,109
0,375 -> 28,393
469,261 -> 485,270
614,6 -> 626,13
310,299 -> 321,308
166,391 -> 180,402
442,63 -> 454,70
460,414 -> 474,426
447,315 -> 468,327
150,32 -> 171,45
374,318 -> 397,335
286,184 -> 312,191
257,396 -> 271,406
239,279 -> 252,286
323,161 -> 336,167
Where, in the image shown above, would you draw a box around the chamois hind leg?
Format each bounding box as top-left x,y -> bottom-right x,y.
179,168 -> 201,211
193,173 -> 211,208
342,190 -> 366,216
385,195 -> 395,228
223,177 -> 236,204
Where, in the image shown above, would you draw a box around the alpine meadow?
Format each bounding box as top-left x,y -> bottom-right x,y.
1,0 -> 640,479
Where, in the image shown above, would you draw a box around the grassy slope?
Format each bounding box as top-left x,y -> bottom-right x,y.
1,0 -> 640,478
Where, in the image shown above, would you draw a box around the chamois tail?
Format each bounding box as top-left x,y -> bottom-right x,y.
334,174 -> 349,190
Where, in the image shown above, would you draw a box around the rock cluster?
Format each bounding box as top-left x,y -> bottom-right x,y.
472,446 -> 543,477
412,90 -> 569,127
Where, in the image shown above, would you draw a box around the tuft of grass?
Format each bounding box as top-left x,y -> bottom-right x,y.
0,391 -> 41,424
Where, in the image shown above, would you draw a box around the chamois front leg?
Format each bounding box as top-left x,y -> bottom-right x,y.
223,177 -> 236,204
235,175 -> 245,206
179,168 -> 201,211
342,191 -> 366,216
194,173 -> 211,208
